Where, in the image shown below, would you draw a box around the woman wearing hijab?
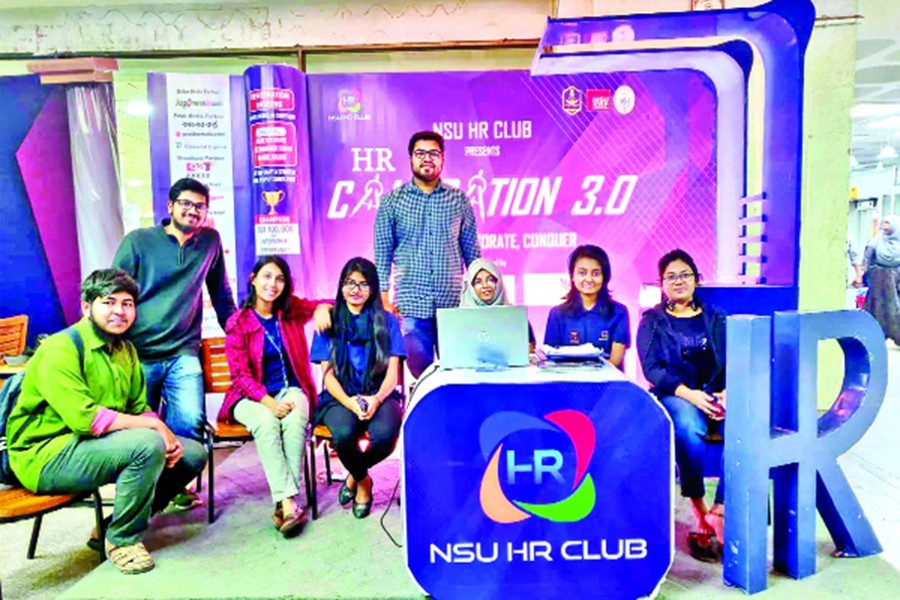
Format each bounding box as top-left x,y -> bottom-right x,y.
460,258 -> 535,350
863,216 -> 900,343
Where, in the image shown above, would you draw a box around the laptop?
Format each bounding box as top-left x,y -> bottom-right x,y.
436,306 -> 529,369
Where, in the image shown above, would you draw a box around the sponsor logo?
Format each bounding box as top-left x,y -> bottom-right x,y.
479,410 -> 596,523
338,88 -> 362,114
614,85 -> 636,115
587,89 -> 611,111
562,85 -> 583,116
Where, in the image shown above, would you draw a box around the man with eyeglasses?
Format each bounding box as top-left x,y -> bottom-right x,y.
113,177 -> 236,509
375,131 -> 481,378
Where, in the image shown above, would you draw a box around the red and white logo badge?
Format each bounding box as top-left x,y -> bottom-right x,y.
562,85 -> 583,116
587,89 -> 612,111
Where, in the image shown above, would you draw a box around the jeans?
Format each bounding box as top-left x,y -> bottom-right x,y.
400,316 -> 438,378
657,394 -> 724,505
320,397 -> 403,483
38,429 -> 206,546
233,387 -> 309,505
142,355 -> 206,442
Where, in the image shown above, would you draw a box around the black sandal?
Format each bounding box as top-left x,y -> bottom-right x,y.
688,531 -> 721,563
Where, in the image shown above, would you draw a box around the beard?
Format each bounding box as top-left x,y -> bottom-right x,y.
412,164 -> 441,184
171,217 -> 198,234
87,311 -> 129,348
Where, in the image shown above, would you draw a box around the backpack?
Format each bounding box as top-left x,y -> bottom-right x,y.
0,327 -> 84,485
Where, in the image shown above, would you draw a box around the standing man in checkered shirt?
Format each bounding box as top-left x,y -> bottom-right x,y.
374,131 -> 481,378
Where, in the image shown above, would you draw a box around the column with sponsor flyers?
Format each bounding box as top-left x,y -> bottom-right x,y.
164,73 -> 238,336
244,64 -> 314,291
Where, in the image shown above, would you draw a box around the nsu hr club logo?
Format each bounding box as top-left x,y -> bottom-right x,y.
479,409 -> 596,523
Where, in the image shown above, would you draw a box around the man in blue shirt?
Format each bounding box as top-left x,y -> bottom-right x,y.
374,131 -> 481,377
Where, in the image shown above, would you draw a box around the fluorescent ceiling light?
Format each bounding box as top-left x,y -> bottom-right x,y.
852,103 -> 900,118
867,116 -> 900,130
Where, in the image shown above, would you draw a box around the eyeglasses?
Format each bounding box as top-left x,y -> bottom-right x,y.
662,271 -> 695,284
174,198 -> 208,213
412,149 -> 443,161
342,280 -> 370,292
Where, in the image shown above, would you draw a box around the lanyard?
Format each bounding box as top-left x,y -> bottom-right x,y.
262,321 -> 289,389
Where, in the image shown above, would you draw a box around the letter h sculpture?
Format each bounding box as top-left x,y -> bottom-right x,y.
725,311 -> 887,593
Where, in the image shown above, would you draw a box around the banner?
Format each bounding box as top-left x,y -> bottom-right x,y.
307,70 -> 718,343
149,73 -> 255,333
244,64 -> 315,294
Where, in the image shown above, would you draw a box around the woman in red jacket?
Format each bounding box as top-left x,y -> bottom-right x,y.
218,255 -> 331,536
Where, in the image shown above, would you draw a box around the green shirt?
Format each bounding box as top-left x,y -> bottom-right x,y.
6,318 -> 151,491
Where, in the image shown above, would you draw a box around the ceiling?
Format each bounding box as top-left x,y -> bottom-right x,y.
852,0 -> 900,169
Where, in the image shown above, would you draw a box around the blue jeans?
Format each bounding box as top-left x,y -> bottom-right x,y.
658,394 -> 724,505
38,429 -> 206,546
142,355 -> 206,442
400,316 -> 438,378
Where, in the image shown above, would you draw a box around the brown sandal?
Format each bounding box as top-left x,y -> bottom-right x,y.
279,507 -> 308,537
104,540 -> 155,574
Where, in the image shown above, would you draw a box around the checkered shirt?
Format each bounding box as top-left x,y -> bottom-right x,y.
374,180 -> 481,319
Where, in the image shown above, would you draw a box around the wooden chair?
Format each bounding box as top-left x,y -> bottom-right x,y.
307,361 -> 405,520
0,315 -> 28,360
199,337 -> 312,524
0,487 -> 106,561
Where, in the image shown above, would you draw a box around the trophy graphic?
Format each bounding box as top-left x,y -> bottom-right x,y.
262,190 -> 285,215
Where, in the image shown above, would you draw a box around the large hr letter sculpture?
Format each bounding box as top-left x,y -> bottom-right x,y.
725,311 -> 887,593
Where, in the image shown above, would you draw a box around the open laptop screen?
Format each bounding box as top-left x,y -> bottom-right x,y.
436,306 -> 529,369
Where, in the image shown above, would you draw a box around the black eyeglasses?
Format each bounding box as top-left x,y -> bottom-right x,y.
342,280 -> 370,292
662,271 -> 695,284
412,149 -> 443,160
174,198 -> 208,213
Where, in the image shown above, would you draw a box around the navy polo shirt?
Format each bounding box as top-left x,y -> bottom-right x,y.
543,300 -> 631,358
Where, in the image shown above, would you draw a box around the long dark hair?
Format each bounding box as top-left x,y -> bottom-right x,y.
329,257 -> 392,394
561,244 -> 613,317
242,255 -> 294,317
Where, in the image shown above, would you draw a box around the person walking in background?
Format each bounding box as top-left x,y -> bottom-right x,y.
863,216 -> 900,344
374,131 -> 481,378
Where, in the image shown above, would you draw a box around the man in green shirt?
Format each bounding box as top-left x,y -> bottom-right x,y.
6,269 -> 206,574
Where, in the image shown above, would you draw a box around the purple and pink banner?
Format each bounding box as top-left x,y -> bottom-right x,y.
150,67 -> 722,348
306,70 -> 719,343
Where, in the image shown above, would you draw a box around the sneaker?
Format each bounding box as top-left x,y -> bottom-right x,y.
170,489 -> 202,511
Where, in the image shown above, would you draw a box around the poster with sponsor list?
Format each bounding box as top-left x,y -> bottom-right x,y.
306,70 -> 718,346
160,73 -> 239,336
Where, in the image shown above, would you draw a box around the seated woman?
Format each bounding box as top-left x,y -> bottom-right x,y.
636,248 -> 726,562
459,258 -> 536,351
309,257 -> 406,519
219,256 -> 332,537
543,244 -> 630,369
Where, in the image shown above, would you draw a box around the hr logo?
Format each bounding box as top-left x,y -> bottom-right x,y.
506,450 -> 564,485
479,410 -> 596,523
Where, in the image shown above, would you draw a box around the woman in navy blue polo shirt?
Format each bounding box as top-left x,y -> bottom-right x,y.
309,257 -> 406,519
543,244 -> 630,369
636,248 -> 726,562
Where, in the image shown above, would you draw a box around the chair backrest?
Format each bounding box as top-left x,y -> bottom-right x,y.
200,337 -> 232,394
0,315 -> 28,358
